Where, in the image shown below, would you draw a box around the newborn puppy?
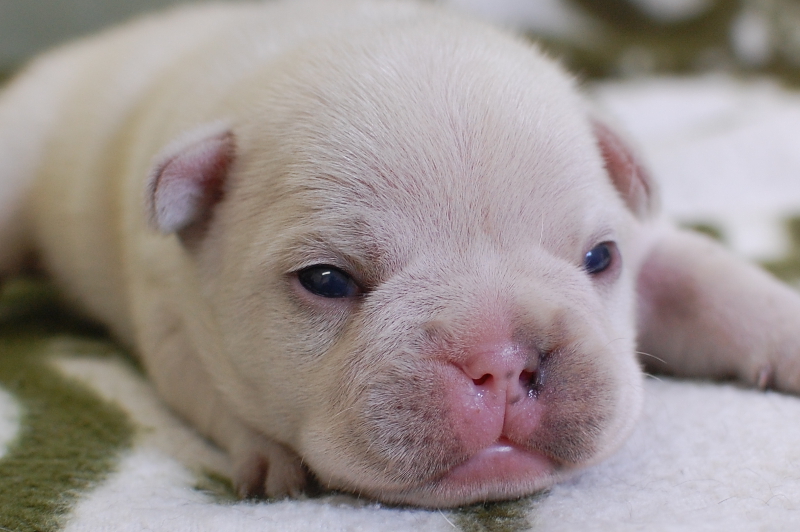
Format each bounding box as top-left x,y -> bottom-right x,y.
2,0 -> 800,508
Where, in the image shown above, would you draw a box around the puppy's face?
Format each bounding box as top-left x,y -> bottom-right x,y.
186,25 -> 646,507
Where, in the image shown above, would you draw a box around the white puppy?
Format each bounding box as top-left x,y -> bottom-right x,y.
1,0 -> 799,508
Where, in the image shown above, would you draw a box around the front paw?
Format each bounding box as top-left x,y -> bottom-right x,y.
231,433 -> 308,499
757,342 -> 800,393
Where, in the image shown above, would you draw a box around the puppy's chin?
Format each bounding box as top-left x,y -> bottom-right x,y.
369,443 -> 561,507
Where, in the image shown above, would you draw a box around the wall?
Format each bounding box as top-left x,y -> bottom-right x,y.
0,0 -> 224,71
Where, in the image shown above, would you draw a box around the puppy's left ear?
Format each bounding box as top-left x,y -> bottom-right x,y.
145,122 -> 235,241
593,120 -> 657,219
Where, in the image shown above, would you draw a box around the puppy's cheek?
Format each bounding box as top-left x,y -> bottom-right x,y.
305,362 -> 469,491
363,369 -> 467,478
526,345 -> 627,465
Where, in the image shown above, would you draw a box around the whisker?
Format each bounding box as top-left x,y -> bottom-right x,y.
636,351 -> 667,365
439,510 -> 457,528
602,337 -> 628,349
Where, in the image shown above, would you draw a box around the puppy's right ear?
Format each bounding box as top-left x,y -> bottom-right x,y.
593,120 -> 658,219
145,122 -> 235,240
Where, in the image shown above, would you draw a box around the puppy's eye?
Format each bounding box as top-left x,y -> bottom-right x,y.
297,265 -> 361,298
583,242 -> 614,275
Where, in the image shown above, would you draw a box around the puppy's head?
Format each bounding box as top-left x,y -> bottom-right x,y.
148,12 -> 653,507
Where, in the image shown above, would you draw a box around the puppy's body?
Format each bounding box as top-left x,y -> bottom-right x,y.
2,0 -> 799,508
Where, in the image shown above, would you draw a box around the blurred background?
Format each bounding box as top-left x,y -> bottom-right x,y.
454,0 -> 800,85
2,0 -> 800,83
0,0 -> 184,75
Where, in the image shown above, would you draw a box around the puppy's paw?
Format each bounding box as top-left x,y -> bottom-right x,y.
751,340 -> 800,393
232,433 -> 308,499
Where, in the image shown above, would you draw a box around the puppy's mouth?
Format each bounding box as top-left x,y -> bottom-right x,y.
438,438 -> 555,488
378,438 -> 558,507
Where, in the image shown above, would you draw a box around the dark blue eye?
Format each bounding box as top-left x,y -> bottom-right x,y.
584,243 -> 614,274
297,265 -> 360,298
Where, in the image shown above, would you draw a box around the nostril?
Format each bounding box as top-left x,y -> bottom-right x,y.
473,374 -> 491,386
519,369 -> 536,389
459,342 -> 541,397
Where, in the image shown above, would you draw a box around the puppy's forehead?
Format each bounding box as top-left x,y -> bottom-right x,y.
261,19 -> 623,259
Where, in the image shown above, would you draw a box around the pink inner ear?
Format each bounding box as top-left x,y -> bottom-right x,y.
592,120 -> 655,219
148,129 -> 235,234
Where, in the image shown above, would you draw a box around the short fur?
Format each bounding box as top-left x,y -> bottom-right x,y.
2,0 -> 799,508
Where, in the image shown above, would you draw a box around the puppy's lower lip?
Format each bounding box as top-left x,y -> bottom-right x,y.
439,441 -> 554,488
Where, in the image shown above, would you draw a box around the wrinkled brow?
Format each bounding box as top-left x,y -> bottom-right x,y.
273,223 -> 397,290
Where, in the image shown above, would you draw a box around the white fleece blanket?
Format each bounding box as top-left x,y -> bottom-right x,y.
3,75 -> 800,532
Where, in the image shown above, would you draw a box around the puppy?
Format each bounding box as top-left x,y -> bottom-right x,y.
2,0 -> 800,508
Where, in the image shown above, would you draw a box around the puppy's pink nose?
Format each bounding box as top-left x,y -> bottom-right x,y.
460,343 -> 539,404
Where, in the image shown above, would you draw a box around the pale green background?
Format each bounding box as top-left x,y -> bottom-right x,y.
0,0 -> 223,71
3,1 -> 799,85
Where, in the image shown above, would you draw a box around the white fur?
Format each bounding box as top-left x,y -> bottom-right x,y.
2,0 -> 800,508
